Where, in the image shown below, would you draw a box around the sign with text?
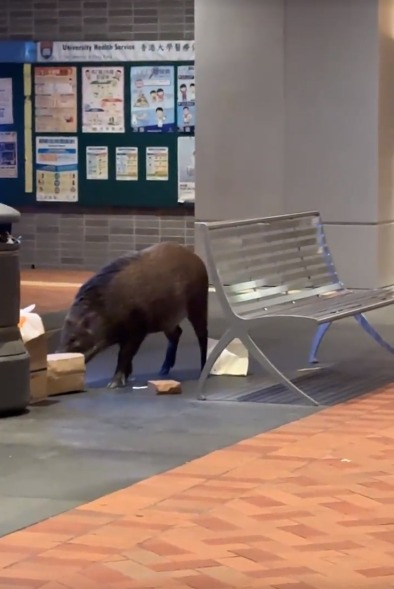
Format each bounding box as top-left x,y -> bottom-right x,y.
37,41 -> 195,62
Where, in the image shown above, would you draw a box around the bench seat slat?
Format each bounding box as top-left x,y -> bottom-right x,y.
222,269 -> 334,296
213,229 -> 321,253
225,259 -> 332,286
213,242 -> 320,265
230,283 -> 341,315
212,226 -> 319,248
216,246 -> 332,274
244,228 -> 319,246
238,289 -> 394,322
210,217 -> 317,240
223,278 -> 276,293
221,262 -> 335,293
213,236 -> 320,265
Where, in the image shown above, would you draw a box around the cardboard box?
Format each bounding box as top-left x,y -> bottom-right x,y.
25,334 -> 48,372
47,353 -> 86,396
147,380 -> 182,395
29,369 -> 48,404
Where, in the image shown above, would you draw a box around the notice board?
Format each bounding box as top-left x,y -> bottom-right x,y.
32,41 -> 196,209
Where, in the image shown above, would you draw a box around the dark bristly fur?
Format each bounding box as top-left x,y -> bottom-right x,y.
58,242 -> 209,389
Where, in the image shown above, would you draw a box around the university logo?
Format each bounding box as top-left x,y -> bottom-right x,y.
39,41 -> 53,60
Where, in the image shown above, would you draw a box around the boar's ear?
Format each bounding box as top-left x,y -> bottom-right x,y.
81,311 -> 98,335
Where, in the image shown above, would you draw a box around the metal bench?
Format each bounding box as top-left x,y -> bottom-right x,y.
195,211 -> 394,404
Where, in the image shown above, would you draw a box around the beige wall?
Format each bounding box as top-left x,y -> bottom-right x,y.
285,0 -> 379,224
196,0 -> 394,287
284,0 -> 381,287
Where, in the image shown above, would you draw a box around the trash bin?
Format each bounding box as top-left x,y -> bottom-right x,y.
0,204 -> 30,415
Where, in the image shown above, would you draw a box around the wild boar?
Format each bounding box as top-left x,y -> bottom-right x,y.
58,241 -> 209,389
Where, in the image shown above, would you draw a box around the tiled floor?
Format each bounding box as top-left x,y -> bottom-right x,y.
0,387 -> 393,587
12,269 -> 394,587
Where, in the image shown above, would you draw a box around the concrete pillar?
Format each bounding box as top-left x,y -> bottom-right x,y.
195,0 -> 394,288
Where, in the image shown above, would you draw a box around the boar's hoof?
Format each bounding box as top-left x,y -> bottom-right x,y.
159,365 -> 171,376
107,375 -> 127,389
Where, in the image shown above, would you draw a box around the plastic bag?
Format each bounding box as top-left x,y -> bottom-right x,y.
18,304 -> 45,344
209,337 -> 249,376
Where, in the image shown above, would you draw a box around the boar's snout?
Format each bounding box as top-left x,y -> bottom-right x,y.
58,309 -> 103,362
59,316 -> 89,353
58,325 -> 85,355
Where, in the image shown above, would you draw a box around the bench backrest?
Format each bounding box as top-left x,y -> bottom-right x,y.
196,212 -> 342,318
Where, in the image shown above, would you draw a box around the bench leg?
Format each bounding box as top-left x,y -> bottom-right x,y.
308,322 -> 332,364
241,333 -> 320,406
355,313 -> 394,354
196,329 -> 235,401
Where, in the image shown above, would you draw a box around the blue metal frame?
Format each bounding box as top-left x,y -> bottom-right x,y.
309,314 -> 394,365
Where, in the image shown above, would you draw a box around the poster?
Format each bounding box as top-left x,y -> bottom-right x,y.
36,136 -> 78,202
177,65 -> 195,132
86,146 -> 108,180
0,78 -> 13,125
34,66 -> 77,132
178,136 -> 195,202
82,67 -> 124,133
116,146 -> 138,181
37,41 -> 195,62
0,131 -> 17,178
131,66 -> 175,132
146,147 -> 169,181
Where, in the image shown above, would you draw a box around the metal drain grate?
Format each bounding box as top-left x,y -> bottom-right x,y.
212,357 -> 394,407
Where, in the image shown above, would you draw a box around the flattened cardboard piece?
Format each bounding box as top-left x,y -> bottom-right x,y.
25,335 -> 47,372
147,380 -> 182,395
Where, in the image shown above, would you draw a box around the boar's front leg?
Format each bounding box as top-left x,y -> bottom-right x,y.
108,333 -> 146,389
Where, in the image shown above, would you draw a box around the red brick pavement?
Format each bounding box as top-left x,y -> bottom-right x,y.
21,270 -> 91,313
0,387 -> 393,587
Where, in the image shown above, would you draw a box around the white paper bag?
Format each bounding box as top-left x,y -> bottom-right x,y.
208,337 -> 249,376
18,304 -> 45,344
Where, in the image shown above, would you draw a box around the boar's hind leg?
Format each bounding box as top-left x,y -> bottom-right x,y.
188,301 -> 208,372
160,325 -> 183,375
108,334 -> 145,389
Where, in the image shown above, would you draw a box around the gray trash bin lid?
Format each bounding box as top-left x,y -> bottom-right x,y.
0,204 -> 20,224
